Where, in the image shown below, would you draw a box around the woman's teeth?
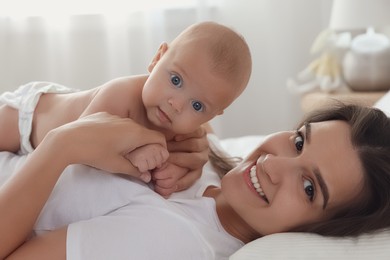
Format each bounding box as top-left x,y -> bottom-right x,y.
250,166 -> 268,201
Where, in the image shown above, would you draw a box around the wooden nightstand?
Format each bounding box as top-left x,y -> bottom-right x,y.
301,89 -> 387,114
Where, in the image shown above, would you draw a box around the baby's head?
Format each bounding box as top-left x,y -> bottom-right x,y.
170,21 -> 252,96
144,21 -> 252,134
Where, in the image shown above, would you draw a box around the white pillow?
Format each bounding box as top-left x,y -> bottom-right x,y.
374,90 -> 390,116
230,231 -> 390,260
220,135 -> 265,158
220,111 -> 390,260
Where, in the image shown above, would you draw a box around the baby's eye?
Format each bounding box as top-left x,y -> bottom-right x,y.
294,132 -> 304,153
171,74 -> 182,88
304,179 -> 315,201
191,101 -> 204,112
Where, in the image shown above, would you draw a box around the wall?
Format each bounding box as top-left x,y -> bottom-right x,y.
0,0 -> 333,138
209,0 -> 333,137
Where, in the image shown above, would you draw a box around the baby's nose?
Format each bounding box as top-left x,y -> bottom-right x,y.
168,97 -> 185,112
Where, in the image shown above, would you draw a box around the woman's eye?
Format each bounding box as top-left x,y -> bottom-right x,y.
171,74 -> 182,88
191,101 -> 204,112
294,132 -> 304,153
304,179 -> 315,201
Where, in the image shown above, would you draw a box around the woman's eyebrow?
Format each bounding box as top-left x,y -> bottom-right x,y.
304,122 -> 311,143
313,168 -> 329,209
304,122 -> 329,209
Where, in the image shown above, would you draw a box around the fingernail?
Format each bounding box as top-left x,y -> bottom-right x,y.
140,172 -> 151,183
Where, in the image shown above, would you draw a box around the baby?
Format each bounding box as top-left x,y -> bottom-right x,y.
0,21 -> 252,195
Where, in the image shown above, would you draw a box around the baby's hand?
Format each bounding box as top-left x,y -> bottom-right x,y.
152,163 -> 189,197
126,144 -> 169,179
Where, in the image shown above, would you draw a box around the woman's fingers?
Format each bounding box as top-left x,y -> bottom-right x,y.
166,126 -> 209,173
49,112 -> 167,178
168,127 -> 208,152
168,151 -> 208,170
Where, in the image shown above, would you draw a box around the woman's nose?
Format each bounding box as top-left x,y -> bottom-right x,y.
262,154 -> 298,184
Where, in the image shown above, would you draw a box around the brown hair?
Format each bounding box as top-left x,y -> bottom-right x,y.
210,103 -> 390,237
292,103 -> 390,236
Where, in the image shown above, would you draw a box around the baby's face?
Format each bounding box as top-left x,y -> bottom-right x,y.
143,45 -> 237,135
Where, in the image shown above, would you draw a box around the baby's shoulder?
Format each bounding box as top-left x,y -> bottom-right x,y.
91,75 -> 148,118
104,75 -> 147,93
93,75 -> 147,103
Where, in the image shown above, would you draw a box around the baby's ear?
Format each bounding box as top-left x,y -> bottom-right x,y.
217,110 -> 224,115
148,42 -> 169,72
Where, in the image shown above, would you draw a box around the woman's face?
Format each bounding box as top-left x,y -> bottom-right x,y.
221,120 -> 364,236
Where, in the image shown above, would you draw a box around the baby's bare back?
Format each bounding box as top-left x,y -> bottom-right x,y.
31,76 -> 149,148
31,88 -> 98,148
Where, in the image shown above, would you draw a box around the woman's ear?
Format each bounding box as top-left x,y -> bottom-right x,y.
148,42 -> 169,72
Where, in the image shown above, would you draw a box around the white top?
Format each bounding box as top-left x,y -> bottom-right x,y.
37,162 -> 242,259
0,135 -> 244,260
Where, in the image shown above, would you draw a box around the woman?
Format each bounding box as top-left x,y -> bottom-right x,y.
1,104 -> 390,259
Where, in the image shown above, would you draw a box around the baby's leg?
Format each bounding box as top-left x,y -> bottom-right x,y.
0,105 -> 20,153
125,144 -> 169,174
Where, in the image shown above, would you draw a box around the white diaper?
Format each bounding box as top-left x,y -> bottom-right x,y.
0,82 -> 77,154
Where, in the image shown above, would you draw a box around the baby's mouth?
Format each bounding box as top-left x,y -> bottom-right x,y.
157,107 -> 172,123
249,165 -> 269,203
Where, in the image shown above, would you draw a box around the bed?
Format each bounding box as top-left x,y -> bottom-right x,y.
1,91 -> 389,259
221,90 -> 390,260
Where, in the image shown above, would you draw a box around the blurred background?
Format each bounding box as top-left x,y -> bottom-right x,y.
1,0 -> 381,138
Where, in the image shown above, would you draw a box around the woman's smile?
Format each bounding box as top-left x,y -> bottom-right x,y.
243,165 -> 269,203
219,120 -> 365,238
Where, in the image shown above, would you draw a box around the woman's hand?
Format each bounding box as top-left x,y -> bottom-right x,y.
0,112 -> 167,258
48,112 -> 167,179
152,126 -> 209,196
